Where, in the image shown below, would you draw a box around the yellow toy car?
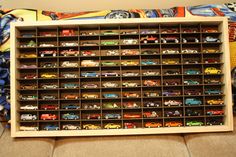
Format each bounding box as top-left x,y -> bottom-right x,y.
41,73 -> 57,78
104,123 -> 121,129
202,49 -> 219,53
204,67 -> 221,74
207,99 -> 224,105
162,60 -> 178,64
82,94 -> 99,99
83,124 -> 101,130
20,53 -> 37,58
121,60 -> 139,66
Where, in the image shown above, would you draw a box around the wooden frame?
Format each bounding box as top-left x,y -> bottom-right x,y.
10,17 -> 233,137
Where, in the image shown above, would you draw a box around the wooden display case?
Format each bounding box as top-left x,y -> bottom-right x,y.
10,17 -> 233,137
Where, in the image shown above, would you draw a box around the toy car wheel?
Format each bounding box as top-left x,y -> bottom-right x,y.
144,40 -> 148,44
41,54 -> 44,57
64,127 -> 68,130
87,116 -> 90,119
155,40 -> 158,43
105,116 -> 109,119
65,97 -> 68,99
85,126 -> 89,130
118,115 -> 121,119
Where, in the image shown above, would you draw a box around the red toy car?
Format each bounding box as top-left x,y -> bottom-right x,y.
123,114 -> 141,119
140,36 -> 158,43
61,29 -> 75,36
204,58 -> 219,63
206,110 -> 224,115
81,51 -> 96,56
40,114 -> 57,120
124,122 -> 136,129
41,105 -> 59,110
86,114 -> 101,119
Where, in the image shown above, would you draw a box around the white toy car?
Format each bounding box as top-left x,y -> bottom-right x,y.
61,61 -> 79,67
20,105 -> 38,110
61,42 -> 78,47
81,60 -> 99,67
122,39 -> 138,45
62,124 -> 80,130
19,126 -> 39,131
102,82 -> 119,88
21,114 -> 37,121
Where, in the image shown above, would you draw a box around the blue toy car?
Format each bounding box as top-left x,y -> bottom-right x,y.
62,113 -> 79,120
205,89 -> 222,95
81,72 -> 99,77
184,80 -> 200,85
44,125 -> 59,130
104,113 -> 121,119
62,104 -> 80,109
184,69 -> 200,75
185,98 -> 202,106
103,93 -> 119,98
141,60 -> 158,65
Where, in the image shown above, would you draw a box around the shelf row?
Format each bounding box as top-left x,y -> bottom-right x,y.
18,25 -> 220,38
18,116 -> 224,131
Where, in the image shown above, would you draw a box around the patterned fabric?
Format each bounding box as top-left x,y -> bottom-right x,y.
0,3 -> 235,125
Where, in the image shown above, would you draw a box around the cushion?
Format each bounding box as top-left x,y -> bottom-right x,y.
53,135 -> 189,157
184,117 -> 236,157
0,129 -> 55,157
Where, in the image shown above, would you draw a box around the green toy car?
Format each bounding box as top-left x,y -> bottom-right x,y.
101,61 -> 118,66
186,121 -> 204,126
102,103 -> 120,109
101,41 -> 119,45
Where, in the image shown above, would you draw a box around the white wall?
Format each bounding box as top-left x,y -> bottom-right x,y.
1,0 -> 236,12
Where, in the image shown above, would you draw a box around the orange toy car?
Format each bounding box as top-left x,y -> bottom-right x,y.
61,29 -> 75,36
40,114 -> 57,120
145,122 -> 162,128
165,121 -> 183,127
64,94 -> 78,99
143,80 -> 160,86
123,114 -> 141,118
123,92 -> 140,98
